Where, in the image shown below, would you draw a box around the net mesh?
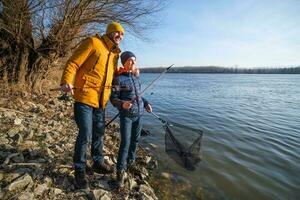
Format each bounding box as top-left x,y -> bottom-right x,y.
164,121 -> 203,171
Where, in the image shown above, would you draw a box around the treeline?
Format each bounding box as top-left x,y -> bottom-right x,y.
140,66 -> 300,74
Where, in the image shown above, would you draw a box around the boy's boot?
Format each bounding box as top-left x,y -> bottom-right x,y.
116,170 -> 125,188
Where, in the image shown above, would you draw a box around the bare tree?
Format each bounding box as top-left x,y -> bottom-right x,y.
0,0 -> 165,90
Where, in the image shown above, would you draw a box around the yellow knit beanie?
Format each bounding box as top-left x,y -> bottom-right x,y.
106,22 -> 125,35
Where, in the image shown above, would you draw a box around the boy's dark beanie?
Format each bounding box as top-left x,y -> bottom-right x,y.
121,51 -> 136,65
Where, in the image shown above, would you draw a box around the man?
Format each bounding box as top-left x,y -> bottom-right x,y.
60,22 -> 124,189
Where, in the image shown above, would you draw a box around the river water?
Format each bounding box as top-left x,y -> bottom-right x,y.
107,73 -> 300,200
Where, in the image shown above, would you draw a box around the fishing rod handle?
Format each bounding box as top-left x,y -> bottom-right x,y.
50,85 -> 121,92
50,88 -> 62,91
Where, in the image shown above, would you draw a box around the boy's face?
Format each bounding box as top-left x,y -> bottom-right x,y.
124,57 -> 136,71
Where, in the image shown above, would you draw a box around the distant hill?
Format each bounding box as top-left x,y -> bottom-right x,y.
140,66 -> 300,74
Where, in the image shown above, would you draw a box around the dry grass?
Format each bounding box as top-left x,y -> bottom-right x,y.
0,65 -> 63,101
38,66 -> 63,94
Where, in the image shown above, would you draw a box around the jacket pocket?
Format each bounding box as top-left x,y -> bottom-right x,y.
82,74 -> 101,92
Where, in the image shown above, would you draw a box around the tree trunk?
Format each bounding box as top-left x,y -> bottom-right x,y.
17,46 -> 29,84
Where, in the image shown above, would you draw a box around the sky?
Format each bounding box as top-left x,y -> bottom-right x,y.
120,0 -> 300,68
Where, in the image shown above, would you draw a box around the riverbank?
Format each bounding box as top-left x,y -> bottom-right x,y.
0,92 -> 159,200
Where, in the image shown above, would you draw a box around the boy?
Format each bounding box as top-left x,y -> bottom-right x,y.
110,51 -> 152,187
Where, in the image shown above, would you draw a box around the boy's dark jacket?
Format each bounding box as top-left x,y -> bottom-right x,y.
110,72 -> 149,117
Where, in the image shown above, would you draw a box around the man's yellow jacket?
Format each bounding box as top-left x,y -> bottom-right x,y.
61,34 -> 120,108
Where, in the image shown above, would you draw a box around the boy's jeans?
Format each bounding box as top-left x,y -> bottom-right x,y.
117,115 -> 142,171
73,102 -> 105,172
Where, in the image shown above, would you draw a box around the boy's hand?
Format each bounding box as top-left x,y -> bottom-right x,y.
133,67 -> 140,76
146,104 -> 152,113
122,101 -> 132,110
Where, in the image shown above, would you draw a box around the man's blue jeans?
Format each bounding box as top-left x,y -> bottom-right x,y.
73,102 -> 105,172
117,115 -> 142,171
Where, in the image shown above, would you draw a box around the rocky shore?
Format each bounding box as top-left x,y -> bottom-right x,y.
0,93 -> 158,200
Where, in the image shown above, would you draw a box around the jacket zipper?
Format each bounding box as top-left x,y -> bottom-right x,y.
131,74 -> 140,116
91,54 -> 100,72
99,50 -> 112,106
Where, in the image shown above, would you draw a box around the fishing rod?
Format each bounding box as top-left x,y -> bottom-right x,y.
51,65 -> 174,93
105,64 -> 174,127
140,64 -> 173,96
50,85 -> 120,92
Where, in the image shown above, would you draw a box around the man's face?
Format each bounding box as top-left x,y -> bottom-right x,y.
109,31 -> 124,46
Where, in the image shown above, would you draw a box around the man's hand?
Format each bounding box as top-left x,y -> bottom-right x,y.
122,101 -> 132,110
146,104 -> 152,113
61,83 -> 74,95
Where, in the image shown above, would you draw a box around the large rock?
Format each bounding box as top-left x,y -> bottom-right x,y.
44,176 -> 53,186
34,183 -> 48,196
3,111 -> 16,118
28,103 -> 46,113
14,118 -> 23,125
45,147 -> 55,158
14,133 -> 23,145
50,187 -> 63,195
6,174 -> 33,191
0,138 -> 10,145
145,156 -> 152,164
93,189 -> 111,200
160,172 -> 172,180
94,179 -> 111,191
0,189 -> 4,199
139,185 -> 158,200
22,141 -> 39,148
45,132 -> 54,143
139,167 -> 149,180
103,156 -> 114,166
127,178 -> 137,190
25,129 -> 34,140
148,143 -> 157,148
17,192 -> 34,200
139,192 -> 156,200
7,127 -> 20,138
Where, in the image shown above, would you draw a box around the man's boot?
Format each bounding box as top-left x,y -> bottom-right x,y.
74,170 -> 89,190
92,162 -> 113,174
116,170 -> 125,188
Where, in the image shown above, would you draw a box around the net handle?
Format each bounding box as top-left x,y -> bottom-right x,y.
150,112 -> 168,124
151,112 -> 203,136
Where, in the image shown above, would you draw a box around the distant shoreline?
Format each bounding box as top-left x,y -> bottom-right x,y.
140,66 -> 300,74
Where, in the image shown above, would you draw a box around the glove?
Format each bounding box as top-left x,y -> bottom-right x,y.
61,83 -> 74,95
